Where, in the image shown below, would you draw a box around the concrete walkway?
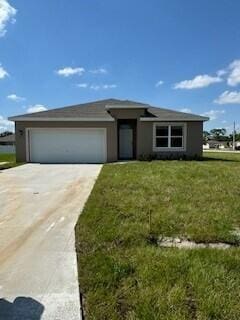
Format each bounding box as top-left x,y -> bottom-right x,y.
0,164 -> 102,320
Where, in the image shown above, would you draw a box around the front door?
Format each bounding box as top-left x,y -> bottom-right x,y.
118,120 -> 136,160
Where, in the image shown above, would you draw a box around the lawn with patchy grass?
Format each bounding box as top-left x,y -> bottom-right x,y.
75,153 -> 240,320
0,153 -> 23,170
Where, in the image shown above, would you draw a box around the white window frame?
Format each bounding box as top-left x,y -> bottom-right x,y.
153,122 -> 187,151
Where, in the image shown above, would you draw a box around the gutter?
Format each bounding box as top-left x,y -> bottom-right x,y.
8,117 -> 115,122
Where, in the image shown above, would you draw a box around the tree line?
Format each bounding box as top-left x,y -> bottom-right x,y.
0,131 -> 14,137
203,128 -> 240,143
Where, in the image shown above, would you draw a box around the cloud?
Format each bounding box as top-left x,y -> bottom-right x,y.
89,68 -> 107,74
90,85 -> 101,90
0,115 -> 14,132
0,64 -> 8,79
180,108 -> 192,113
155,80 -> 164,87
201,109 -> 225,121
102,84 -> 117,89
174,74 -> 222,89
56,67 -> 85,77
0,0 -> 16,37
214,90 -> 240,104
76,83 -> 88,88
27,104 -> 47,113
90,84 -> 117,90
7,93 -> 25,101
227,60 -> 240,86
217,69 -> 227,77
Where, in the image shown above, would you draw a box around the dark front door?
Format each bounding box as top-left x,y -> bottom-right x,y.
118,120 -> 136,160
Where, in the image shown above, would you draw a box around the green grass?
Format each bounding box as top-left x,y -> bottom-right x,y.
75,153 -> 240,320
0,153 -> 23,170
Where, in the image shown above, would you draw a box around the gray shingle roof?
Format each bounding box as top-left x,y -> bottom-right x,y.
9,98 -> 208,121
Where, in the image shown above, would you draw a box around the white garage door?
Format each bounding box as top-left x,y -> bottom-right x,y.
28,128 -> 107,163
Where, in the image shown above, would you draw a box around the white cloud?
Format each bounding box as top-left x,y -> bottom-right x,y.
174,74 -> 222,89
214,90 -> 240,104
102,84 -> 117,89
89,68 -> 107,74
27,104 -> 47,113
90,84 -> 117,90
0,64 -> 8,79
201,109 -> 225,121
227,60 -> 240,86
90,85 -> 101,90
56,67 -> 85,77
0,115 -> 14,132
0,0 -> 16,37
217,69 -> 227,77
76,83 -> 88,88
7,93 -> 25,101
180,108 -> 192,113
155,80 -> 164,87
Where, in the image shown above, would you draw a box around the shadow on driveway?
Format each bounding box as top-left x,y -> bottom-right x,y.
0,297 -> 44,320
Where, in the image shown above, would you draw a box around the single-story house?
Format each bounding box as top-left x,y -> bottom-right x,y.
0,134 -> 15,145
9,99 -> 208,163
203,140 -> 229,150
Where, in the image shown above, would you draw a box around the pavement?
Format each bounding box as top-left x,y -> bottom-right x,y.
0,164 -> 102,320
203,149 -> 240,153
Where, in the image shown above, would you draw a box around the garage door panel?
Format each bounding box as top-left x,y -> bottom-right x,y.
29,128 -> 106,163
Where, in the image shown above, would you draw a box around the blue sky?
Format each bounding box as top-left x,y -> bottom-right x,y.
0,0 -> 240,133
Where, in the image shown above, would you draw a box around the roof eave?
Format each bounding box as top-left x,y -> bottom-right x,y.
8,117 -> 115,122
105,104 -> 148,110
140,117 -> 209,122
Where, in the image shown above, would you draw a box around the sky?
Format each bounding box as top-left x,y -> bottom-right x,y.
0,0 -> 240,133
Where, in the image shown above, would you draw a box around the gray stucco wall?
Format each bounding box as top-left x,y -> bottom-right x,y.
137,121 -> 203,158
14,110 -> 203,163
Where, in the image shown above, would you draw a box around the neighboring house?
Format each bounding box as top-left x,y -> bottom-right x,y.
0,134 -> 15,154
9,99 -> 208,163
229,141 -> 240,150
203,140 -> 229,150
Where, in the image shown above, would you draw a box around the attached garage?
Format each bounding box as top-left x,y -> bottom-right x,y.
26,128 -> 107,163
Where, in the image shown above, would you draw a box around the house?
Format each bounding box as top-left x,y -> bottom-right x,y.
203,140 -> 229,150
9,99 -> 208,163
0,134 -> 15,154
0,134 -> 15,145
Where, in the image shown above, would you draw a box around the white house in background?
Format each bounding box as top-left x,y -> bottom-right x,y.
203,140 -> 228,150
203,143 -> 210,150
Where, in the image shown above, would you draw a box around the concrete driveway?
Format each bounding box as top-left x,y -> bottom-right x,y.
0,164 -> 102,320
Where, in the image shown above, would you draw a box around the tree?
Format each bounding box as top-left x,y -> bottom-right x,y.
210,128 -> 227,140
0,131 -> 13,137
203,131 -> 210,143
230,132 -> 240,142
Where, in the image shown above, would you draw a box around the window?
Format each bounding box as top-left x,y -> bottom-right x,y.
153,123 -> 186,151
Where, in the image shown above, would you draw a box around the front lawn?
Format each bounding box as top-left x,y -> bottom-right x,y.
0,153 -> 22,170
75,153 -> 240,320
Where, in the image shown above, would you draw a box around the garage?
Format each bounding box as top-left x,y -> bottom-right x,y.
27,128 -> 107,163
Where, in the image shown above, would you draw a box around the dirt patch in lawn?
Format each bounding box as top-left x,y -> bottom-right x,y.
157,236 -> 239,249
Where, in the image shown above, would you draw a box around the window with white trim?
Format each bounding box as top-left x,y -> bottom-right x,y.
153,123 -> 186,150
